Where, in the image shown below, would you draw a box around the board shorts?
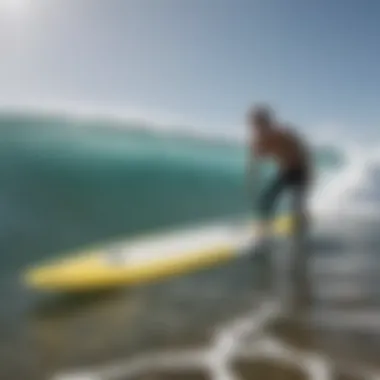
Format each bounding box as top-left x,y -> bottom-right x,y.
258,165 -> 310,220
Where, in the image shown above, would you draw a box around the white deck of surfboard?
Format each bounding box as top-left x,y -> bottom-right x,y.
103,222 -> 257,266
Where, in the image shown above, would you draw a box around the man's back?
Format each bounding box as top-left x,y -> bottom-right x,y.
253,126 -> 310,171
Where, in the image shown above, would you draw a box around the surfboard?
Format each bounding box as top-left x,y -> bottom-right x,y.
23,215 -> 293,292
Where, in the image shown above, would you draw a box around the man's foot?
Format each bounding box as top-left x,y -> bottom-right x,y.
252,234 -> 273,257
256,219 -> 271,241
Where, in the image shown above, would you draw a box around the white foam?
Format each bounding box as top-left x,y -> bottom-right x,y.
104,223 -> 255,265
311,143 -> 380,219
0,101 -> 243,145
52,298 -> 380,380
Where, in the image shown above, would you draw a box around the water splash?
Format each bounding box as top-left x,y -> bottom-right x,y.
52,298 -> 380,380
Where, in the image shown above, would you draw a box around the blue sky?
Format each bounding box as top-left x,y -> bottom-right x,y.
0,0 -> 379,137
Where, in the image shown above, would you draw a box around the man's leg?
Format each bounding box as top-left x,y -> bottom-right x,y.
292,185 -> 307,234
257,173 -> 286,238
291,171 -> 310,236
290,181 -> 312,311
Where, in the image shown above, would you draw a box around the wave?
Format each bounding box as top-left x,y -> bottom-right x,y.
0,109 -> 376,272
311,144 -> 380,218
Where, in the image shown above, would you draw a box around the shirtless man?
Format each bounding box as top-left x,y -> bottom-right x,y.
247,105 -> 312,237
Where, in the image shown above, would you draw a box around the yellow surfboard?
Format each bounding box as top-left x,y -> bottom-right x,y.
23,216 -> 293,292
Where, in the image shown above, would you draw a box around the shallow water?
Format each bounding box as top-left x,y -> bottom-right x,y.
1,218 -> 380,380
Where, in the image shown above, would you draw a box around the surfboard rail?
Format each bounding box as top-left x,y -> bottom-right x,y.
23,215 -> 293,292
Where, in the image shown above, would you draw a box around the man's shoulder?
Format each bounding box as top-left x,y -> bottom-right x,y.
280,123 -> 297,135
280,124 -> 304,141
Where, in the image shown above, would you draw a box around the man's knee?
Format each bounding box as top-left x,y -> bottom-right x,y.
258,191 -> 274,219
292,206 -> 309,235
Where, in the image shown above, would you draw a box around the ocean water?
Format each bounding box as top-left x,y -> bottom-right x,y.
0,111 -> 379,380
0,112 -> 343,273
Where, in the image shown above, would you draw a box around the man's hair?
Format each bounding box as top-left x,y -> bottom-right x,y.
249,104 -> 275,124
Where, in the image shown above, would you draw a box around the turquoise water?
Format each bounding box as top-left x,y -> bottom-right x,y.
0,114 -> 245,272
0,113 -> 342,274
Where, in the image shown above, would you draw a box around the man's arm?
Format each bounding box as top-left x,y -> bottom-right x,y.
246,138 -> 262,195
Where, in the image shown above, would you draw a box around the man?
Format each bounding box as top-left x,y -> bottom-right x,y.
247,105 -> 312,239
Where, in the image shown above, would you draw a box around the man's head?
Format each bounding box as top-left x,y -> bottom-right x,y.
247,104 -> 275,133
